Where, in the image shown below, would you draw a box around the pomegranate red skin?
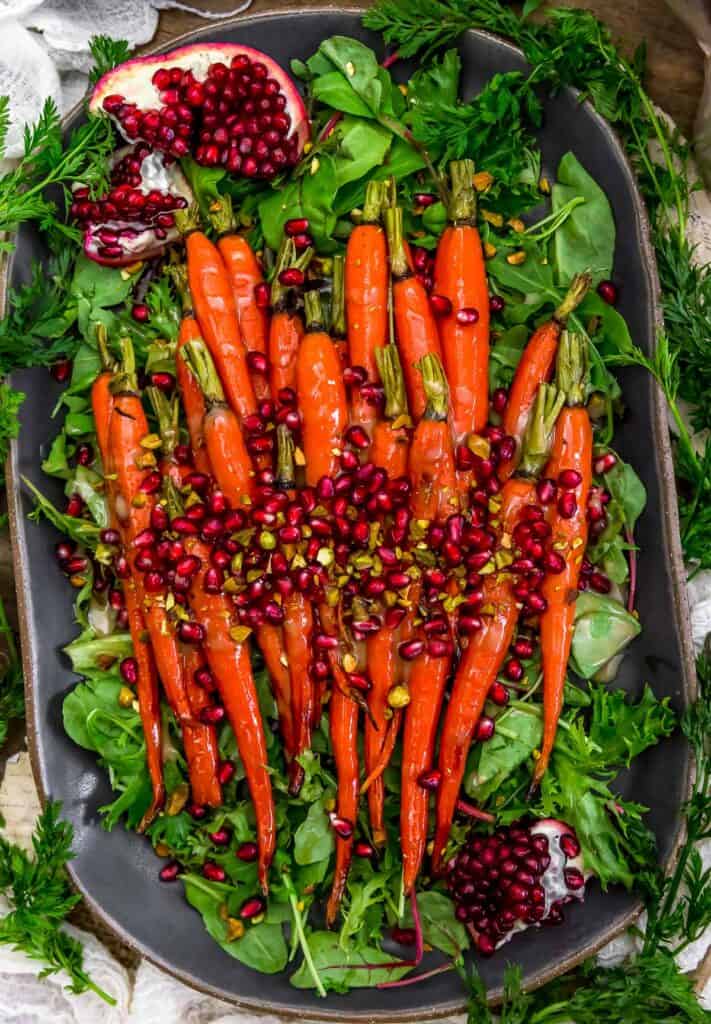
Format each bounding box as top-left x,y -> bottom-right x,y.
90,43 -> 310,180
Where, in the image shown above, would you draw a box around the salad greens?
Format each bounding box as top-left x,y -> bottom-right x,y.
0,0 -> 707,1016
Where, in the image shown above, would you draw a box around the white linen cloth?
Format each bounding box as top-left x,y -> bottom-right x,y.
0,4 -> 709,1018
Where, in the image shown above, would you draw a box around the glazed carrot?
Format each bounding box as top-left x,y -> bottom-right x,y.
499,272 -> 590,481
325,685 -> 360,927
176,204 -> 257,423
434,159 -> 490,442
533,332 -> 593,789
283,592 -> 315,792
345,181 -> 388,432
169,264 -> 213,476
385,203 -> 443,422
255,622 -> 294,758
104,339 -> 165,829
401,651 -> 451,894
185,533 -> 275,892
296,290 -> 348,486
180,645 -> 223,808
181,340 -> 255,506
364,624 -> 397,846
408,354 -> 459,522
211,196 -> 270,400
371,342 -> 410,478
268,237 -> 311,397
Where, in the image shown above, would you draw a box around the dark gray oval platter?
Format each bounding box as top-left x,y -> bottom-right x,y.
5,5 -> 696,1021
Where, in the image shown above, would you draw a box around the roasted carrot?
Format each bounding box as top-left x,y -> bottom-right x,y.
434,159 -> 490,442
430,398 -> 566,874
169,263 -> 213,476
181,340 -> 255,506
297,290 -> 348,486
385,203 -> 443,422
325,683 -> 360,927
401,651 -> 451,894
283,592 -> 315,793
533,331 -> 593,789
180,644 -> 223,808
211,196 -> 270,394
345,181 -> 388,432
183,529 -> 275,892
268,237 -> 312,398
499,272 -> 591,481
255,621 -> 294,759
176,204 -> 257,423
371,342 -> 410,478
104,338 -> 165,829
408,354 -> 459,522
364,623 -> 397,846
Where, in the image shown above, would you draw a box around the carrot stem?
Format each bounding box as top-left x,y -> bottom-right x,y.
518,383 -> 565,478
448,159 -> 476,224
375,344 -> 408,420
554,271 -> 593,323
384,204 -> 409,280
416,353 -> 449,421
557,330 -> 590,406
331,253 -> 346,338
182,339 -> 226,406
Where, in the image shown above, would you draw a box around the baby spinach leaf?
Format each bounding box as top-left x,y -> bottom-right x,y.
571,591 -> 642,679
579,292 -> 634,360
487,247 -> 558,303
605,459 -> 647,531
313,72 -> 374,118
72,466 -> 108,527
466,706 -> 542,802
290,931 -> 411,991
552,152 -> 615,285
294,801 -> 334,866
331,117 -> 392,188
401,891 -> 469,957
41,432 -> 70,478
64,632 -> 133,672
489,324 -> 529,391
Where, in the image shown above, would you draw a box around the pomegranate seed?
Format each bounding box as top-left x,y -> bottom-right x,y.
594,452 -> 617,474
513,637 -> 534,658
459,614 -> 483,635
535,478 -> 556,504
208,828 -> 230,846
589,571 -> 611,593
597,279 -> 617,305
194,666 -> 214,689
418,769 -> 441,790
174,444 -> 192,465
120,657 -> 138,685
345,425 -> 369,450
234,840 -> 258,862
140,471 -> 162,494
329,813 -> 354,839
240,895 -> 266,919
55,540 -> 77,565
557,492 -> 577,518
505,658 -> 523,681
349,839 -> 374,859
399,638 -> 424,661
384,607 -> 407,630
247,351 -> 268,375
278,267 -> 304,287
51,358 -> 72,382
560,833 -> 581,858
159,861 -> 180,882
526,592 -> 547,614
203,862 -> 226,883
490,294 -> 505,314
149,371 -> 175,393
200,705 -> 226,725
66,494 -> 84,518
254,282 -> 271,308
543,551 -> 566,574
564,867 -> 585,890
100,528 -> 120,545
430,293 -> 452,316
285,217 -> 309,235
558,468 -> 582,490
132,303 -> 150,323
476,716 -> 495,741
218,760 -> 235,785
489,682 -> 509,706
179,621 -> 205,644
456,306 -> 479,325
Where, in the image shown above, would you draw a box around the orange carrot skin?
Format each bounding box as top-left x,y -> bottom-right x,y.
499,322 -> 561,481
203,403 -> 255,505
409,420 -> 459,522
176,315 -> 212,476
185,230 -> 257,422
535,407 -> 592,785
345,222 -> 388,430
218,233 -> 270,400
393,277 -> 443,422
325,687 -> 359,927
434,224 -> 490,441
256,624 -> 294,757
296,329 -> 348,485
283,592 -> 314,789
364,626 -> 396,845
370,421 -> 409,478
401,652 -> 451,893
268,311 -> 303,398
91,372 -> 113,473
180,645 -> 222,808
432,478 -> 534,871
187,539 -> 275,891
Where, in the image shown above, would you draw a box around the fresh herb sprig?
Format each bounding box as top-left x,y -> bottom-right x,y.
0,596 -> 23,751
0,802 -> 114,1004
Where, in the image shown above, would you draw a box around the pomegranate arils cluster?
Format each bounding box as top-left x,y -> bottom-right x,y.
448,819 -> 586,955
93,44 -> 309,180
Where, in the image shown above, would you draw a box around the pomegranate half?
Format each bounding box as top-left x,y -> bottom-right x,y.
71,143 -> 192,266
90,43 -> 310,179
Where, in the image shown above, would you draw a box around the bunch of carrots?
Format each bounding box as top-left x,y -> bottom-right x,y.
88,160 -> 596,925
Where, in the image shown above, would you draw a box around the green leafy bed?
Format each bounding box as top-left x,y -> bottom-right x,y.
0,5 -> 708,1020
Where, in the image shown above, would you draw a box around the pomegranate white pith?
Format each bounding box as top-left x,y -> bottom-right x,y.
448,818 -> 587,956
90,43 -> 310,179
73,143 -> 192,266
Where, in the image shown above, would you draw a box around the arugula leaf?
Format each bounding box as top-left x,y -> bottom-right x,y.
552,152 -> 615,285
